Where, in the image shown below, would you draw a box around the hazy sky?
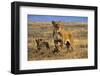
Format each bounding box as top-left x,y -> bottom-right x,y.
28,15 -> 88,22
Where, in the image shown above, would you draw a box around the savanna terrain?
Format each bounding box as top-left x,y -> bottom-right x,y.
28,22 -> 88,61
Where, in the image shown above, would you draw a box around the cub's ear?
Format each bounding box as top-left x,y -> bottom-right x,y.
39,39 -> 42,41
35,39 -> 38,44
35,39 -> 38,42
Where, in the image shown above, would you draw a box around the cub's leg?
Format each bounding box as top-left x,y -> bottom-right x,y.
44,42 -> 50,49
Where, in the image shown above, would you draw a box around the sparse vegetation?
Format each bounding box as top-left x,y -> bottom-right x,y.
28,22 -> 88,61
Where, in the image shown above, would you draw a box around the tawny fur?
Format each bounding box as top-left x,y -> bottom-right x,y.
58,22 -> 73,50
52,21 -> 74,51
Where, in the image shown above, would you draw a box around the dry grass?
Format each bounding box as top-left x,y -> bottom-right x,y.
28,22 -> 88,61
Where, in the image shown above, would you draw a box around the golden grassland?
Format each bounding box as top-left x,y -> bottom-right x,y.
28,22 -> 88,61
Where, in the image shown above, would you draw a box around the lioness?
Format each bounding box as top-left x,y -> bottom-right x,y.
52,21 -> 63,52
52,21 -> 73,51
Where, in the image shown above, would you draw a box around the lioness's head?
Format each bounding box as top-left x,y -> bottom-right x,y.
52,21 -> 64,31
52,21 -> 59,29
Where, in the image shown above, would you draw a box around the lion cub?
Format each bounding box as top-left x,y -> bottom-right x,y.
35,39 -> 50,50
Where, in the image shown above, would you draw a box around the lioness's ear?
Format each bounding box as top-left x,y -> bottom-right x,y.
52,21 -> 55,25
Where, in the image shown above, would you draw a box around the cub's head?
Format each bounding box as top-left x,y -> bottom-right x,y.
35,39 -> 43,45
